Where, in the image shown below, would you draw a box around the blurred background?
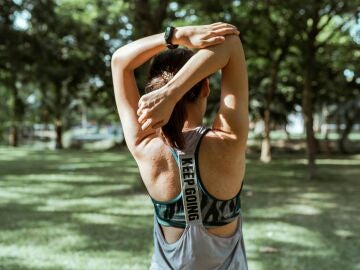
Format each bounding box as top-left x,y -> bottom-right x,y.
0,0 -> 359,269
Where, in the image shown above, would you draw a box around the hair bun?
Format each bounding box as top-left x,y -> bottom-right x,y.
161,71 -> 174,83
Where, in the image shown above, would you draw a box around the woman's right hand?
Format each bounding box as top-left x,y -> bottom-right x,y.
173,22 -> 239,49
137,85 -> 176,130
137,23 -> 240,130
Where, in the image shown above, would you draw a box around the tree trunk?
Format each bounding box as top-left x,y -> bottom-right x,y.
55,119 -> 63,149
284,125 -> 290,141
338,104 -> 358,154
8,125 -> 18,147
133,0 -> 170,37
302,68 -> 317,180
130,0 -> 170,90
260,65 -> 278,162
9,80 -> 23,147
260,110 -> 271,163
324,123 -> 332,155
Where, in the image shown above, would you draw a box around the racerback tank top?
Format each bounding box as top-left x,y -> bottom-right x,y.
150,126 -> 248,270
151,126 -> 243,228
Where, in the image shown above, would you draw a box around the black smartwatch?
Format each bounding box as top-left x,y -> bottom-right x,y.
164,26 -> 179,49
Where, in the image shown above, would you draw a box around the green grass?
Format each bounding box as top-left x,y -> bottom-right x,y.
0,146 -> 359,270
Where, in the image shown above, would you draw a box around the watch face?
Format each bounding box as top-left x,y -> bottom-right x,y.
164,26 -> 178,49
164,26 -> 172,42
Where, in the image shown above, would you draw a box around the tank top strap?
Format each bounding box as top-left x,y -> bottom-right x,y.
180,126 -> 209,156
172,126 -> 210,226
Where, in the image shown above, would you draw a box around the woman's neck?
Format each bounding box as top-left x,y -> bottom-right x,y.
183,119 -> 203,130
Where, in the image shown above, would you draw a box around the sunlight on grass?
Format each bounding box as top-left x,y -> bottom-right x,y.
0,244 -> 149,270
0,147 -> 29,161
38,197 -> 117,211
249,221 -> 325,248
333,229 -> 355,239
75,213 -> 122,225
247,260 -> 266,270
57,162 -> 115,170
0,190 -> 25,200
248,204 -> 322,219
244,220 -> 337,270
316,158 -> 360,165
0,146 -> 359,270
3,174 -> 104,182
297,192 -> 335,200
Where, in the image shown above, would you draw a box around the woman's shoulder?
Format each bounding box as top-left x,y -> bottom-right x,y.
203,127 -> 247,152
132,133 -> 181,200
133,134 -> 168,163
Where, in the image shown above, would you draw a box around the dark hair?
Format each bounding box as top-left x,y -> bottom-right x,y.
145,48 -> 206,150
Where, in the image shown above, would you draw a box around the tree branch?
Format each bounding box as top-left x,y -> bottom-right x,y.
318,14 -> 334,33
316,20 -> 347,49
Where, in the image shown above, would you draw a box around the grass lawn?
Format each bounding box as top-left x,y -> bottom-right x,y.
0,146 -> 359,270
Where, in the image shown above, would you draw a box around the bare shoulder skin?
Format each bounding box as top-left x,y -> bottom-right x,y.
111,23 -> 247,243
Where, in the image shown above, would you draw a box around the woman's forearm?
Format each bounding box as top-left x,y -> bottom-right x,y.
165,35 -> 238,102
111,29 -> 184,70
135,25 -> 242,131
111,23 -> 239,75
111,33 -> 166,70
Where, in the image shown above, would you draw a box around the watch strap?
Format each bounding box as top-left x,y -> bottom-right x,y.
164,26 -> 179,49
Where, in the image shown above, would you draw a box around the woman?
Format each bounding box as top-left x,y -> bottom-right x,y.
111,22 -> 248,270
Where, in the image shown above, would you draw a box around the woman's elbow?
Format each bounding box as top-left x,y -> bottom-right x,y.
111,50 -> 124,67
111,49 -> 132,70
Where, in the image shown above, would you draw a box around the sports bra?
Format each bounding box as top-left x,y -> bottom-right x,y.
150,126 -> 243,228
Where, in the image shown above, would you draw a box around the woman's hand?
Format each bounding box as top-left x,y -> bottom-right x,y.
174,22 -> 239,49
137,86 -> 176,130
137,22 -> 240,130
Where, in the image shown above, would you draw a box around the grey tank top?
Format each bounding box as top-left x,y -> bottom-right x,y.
150,126 -> 248,270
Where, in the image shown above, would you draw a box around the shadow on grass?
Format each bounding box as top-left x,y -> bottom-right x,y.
1,147 -> 359,270
76,217 -> 153,253
0,201 -> 153,254
242,154 -> 360,270
0,258 -> 64,270
248,237 -> 358,270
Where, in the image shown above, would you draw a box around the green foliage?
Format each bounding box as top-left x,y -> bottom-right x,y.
0,0 -> 359,148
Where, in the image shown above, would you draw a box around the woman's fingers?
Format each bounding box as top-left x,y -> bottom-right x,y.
211,27 -> 239,36
138,111 -> 147,123
210,22 -> 223,26
210,22 -> 236,28
137,102 -> 146,116
137,107 -> 142,116
138,110 -> 165,129
141,118 -> 152,130
141,118 -> 164,130
137,101 -> 150,116
138,109 -> 166,129
202,36 -> 225,47
212,22 -> 237,30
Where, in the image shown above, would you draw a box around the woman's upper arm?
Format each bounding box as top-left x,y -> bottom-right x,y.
212,36 -> 249,146
111,57 -> 156,154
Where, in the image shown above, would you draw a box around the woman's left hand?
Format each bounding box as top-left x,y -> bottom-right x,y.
137,86 -> 176,130
174,22 -> 240,49
137,22 -> 240,130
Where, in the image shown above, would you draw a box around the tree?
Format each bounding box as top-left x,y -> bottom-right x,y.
292,0 -> 359,178
0,0 -> 32,146
24,0 -> 126,148
237,1 -> 297,162
315,20 -> 360,153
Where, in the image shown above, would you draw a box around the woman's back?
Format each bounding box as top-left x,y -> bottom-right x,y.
111,23 -> 248,269
138,127 -> 246,242
139,126 -> 248,270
